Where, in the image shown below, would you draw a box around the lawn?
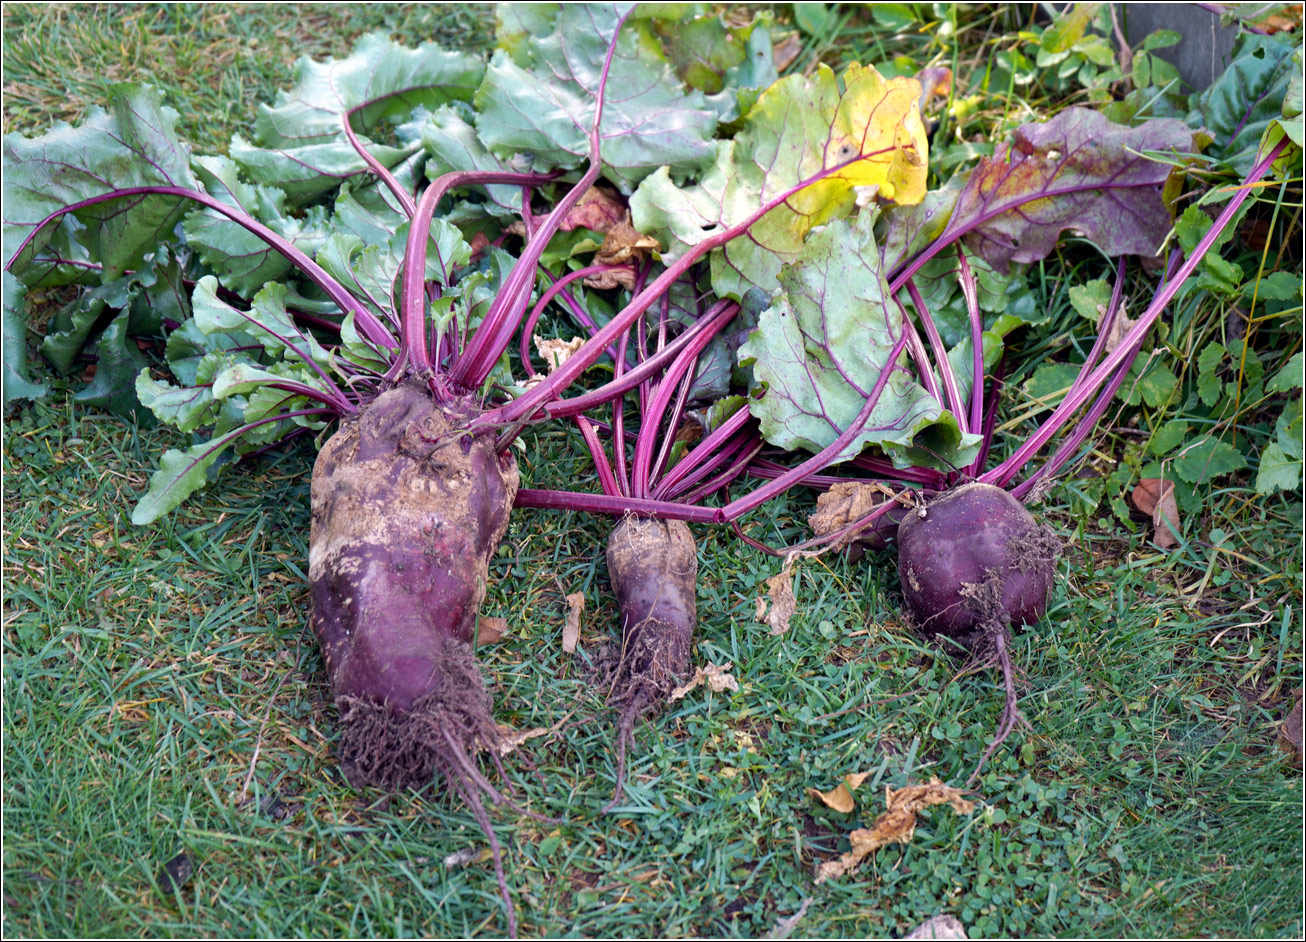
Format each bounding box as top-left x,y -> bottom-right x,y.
2,4 -> 1302,938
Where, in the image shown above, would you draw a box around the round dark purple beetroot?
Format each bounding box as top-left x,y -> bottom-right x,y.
896,482 -> 1056,637
308,380 -> 518,789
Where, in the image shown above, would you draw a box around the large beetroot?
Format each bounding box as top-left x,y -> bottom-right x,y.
896,482 -> 1057,639
309,381 -> 518,788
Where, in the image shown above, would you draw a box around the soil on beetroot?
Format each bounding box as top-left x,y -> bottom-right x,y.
309,380 -> 518,749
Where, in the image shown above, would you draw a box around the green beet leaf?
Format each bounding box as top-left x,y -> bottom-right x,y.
475,3 -> 718,191
230,33 -> 483,204
131,438 -> 236,526
3,84 -> 196,281
183,156 -> 333,298
739,212 -> 978,469
1188,32 -> 1300,176
2,272 -> 48,406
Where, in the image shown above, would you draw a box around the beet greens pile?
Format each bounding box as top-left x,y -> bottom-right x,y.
4,2 -> 1300,935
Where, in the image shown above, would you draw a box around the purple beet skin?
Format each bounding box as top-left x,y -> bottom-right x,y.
896,482 -> 1054,637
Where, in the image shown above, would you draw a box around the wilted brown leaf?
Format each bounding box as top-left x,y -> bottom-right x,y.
510,186 -> 627,238
477,616 -> 508,645
913,67 -> 953,107
583,215 -> 661,290
806,770 -> 875,813
562,591 -> 585,653
492,724 -> 548,756
535,335 -> 585,374
815,777 -> 975,883
1131,477 -> 1181,549
756,560 -> 797,636
1253,5 -> 1302,33
1279,688 -> 1303,768
670,662 -> 739,700
772,33 -> 803,73
468,230 -> 491,262
808,481 -> 900,548
523,336 -> 587,390
560,185 -> 629,232
807,783 -> 856,813
844,770 -> 873,790
1102,306 -> 1136,357
581,267 -> 637,291
674,419 -> 704,446
594,216 -> 659,264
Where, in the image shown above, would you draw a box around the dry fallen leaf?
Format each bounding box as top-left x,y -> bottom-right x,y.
807,783 -> 856,814
806,770 -> 876,813
1131,478 -> 1181,549
535,335 -> 585,374
593,216 -> 660,266
815,777 -> 975,884
468,230 -> 491,262
772,33 -> 803,73
507,186 -> 627,239
670,662 -> 739,700
674,419 -> 704,446
1254,5 -> 1302,33
581,267 -> 638,291
1279,687 -> 1303,769
492,724 -> 548,756
756,560 -> 797,636
808,481 -> 899,548
913,67 -> 953,107
1101,305 -> 1135,357
523,336 -> 587,391
559,184 -> 629,232
903,914 -> 969,940
477,616 -> 508,645
561,592 -> 585,653
583,214 -> 661,290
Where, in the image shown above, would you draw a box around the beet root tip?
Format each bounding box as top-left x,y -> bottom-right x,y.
334,639 -> 499,792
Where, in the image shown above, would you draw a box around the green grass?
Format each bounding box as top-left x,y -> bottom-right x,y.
3,4 -> 1302,939
0,3 -> 495,153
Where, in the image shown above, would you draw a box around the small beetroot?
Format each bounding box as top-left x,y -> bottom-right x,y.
896,482 -> 1057,637
896,482 -> 1060,782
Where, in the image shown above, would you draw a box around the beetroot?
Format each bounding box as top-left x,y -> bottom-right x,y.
308,380 -> 532,932
896,482 -> 1060,781
896,482 -> 1056,637
603,516 -> 698,809
309,381 -> 519,789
